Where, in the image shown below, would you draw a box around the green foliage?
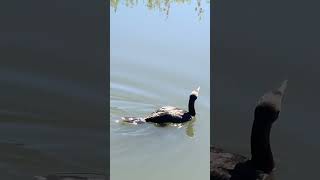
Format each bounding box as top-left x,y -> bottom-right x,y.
110,0 -> 209,20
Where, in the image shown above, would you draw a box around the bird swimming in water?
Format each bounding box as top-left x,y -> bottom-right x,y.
211,80 -> 288,180
121,87 -> 200,124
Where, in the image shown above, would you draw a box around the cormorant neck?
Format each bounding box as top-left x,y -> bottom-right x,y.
188,96 -> 196,116
250,117 -> 274,173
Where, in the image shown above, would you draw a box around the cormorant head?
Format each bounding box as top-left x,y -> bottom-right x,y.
255,80 -> 288,124
190,86 -> 200,101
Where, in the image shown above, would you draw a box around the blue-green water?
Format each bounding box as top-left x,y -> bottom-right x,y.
110,1 -> 210,179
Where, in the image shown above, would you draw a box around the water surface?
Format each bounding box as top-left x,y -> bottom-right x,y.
0,1 -> 106,179
111,1 -> 210,179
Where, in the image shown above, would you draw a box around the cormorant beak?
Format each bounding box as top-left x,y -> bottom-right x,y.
191,86 -> 200,97
278,80 -> 288,96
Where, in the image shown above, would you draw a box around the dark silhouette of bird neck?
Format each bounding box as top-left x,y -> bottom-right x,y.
250,105 -> 279,173
188,95 -> 197,116
188,87 -> 200,116
250,80 -> 287,173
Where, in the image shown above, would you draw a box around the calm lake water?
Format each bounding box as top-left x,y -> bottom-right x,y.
110,1 -> 210,180
213,0 -> 320,179
0,1 -> 106,179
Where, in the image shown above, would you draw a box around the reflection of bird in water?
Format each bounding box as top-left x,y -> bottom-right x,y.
121,87 -> 200,125
211,80 -> 288,180
185,118 -> 196,137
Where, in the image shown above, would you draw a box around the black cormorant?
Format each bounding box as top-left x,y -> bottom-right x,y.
121,87 -> 200,124
211,80 -> 288,180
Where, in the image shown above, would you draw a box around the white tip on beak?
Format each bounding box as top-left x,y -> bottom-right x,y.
278,80 -> 288,95
191,86 -> 200,96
